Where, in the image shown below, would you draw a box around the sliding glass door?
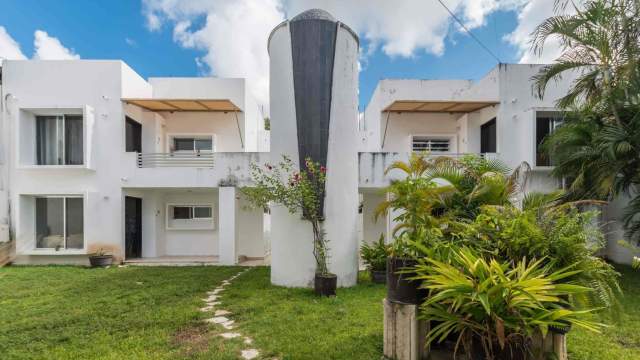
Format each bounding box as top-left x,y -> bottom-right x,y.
35,196 -> 84,249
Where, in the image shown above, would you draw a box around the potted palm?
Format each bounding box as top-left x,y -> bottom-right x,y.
375,154 -> 447,304
243,155 -> 335,296
360,234 -> 389,283
88,248 -> 113,267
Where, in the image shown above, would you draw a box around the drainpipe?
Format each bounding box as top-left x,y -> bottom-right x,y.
0,65 -> 11,241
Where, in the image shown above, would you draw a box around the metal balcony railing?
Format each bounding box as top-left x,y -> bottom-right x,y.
136,152 -> 215,168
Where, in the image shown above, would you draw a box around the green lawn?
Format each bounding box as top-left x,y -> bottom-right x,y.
0,264 -> 638,359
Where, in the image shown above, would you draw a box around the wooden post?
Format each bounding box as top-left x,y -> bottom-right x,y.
383,298 -> 428,360
553,333 -> 567,360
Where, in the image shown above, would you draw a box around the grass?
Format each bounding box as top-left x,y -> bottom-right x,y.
0,265 -> 246,359
568,265 -> 640,360
1,264 -> 639,359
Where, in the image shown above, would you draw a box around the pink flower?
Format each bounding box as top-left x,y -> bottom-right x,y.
265,163 -> 273,170
320,166 -> 326,173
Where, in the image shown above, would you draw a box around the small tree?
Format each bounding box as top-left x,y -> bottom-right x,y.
242,155 -> 330,275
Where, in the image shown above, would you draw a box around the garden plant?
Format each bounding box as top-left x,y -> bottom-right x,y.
242,155 -> 335,295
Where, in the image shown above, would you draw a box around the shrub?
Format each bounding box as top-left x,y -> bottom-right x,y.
360,234 -> 390,271
415,248 -> 603,359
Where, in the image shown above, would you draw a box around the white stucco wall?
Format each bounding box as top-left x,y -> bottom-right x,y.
2,60 -> 266,264
269,21 -> 360,287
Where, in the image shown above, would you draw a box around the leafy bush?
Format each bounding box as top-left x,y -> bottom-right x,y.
461,205 -> 621,311
360,235 -> 390,271
415,248 -> 603,359
242,156 -> 330,275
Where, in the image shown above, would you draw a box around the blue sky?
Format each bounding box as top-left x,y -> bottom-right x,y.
0,1 -> 548,110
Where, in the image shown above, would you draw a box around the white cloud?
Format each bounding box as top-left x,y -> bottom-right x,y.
125,37 -> 138,47
0,26 -> 27,61
505,0 -> 577,63
33,30 -> 80,60
144,0 -> 284,109
143,0 -> 563,108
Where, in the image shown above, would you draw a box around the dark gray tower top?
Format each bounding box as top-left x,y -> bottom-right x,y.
291,8 -> 336,22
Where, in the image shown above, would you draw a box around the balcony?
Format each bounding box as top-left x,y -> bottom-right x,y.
137,152 -> 215,168
358,152 -> 498,188
122,152 -> 267,188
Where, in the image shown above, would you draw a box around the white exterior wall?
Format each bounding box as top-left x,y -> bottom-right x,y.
269,23 -> 314,286
1,60 -> 267,265
3,60 -> 141,263
324,25 -> 360,286
269,20 -> 360,287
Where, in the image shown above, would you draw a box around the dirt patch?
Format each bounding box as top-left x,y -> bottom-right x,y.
172,323 -> 216,356
616,337 -> 640,349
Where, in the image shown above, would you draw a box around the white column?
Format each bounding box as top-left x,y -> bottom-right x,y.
218,186 -> 238,265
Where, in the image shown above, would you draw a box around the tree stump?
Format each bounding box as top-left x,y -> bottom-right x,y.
383,298 -> 429,360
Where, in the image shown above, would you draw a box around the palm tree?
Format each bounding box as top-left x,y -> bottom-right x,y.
534,0 -> 640,242
376,153 -> 531,237
532,0 -> 640,119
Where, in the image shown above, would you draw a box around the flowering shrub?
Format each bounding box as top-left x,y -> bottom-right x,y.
242,155 -> 330,275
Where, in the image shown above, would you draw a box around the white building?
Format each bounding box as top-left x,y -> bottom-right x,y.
0,9 -> 633,281
0,60 -> 269,266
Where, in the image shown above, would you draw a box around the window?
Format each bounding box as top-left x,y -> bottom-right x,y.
171,136 -> 213,152
166,204 -> 214,230
480,118 -> 497,153
125,117 -> 142,153
35,196 -> 83,249
412,136 -> 450,153
171,205 -> 213,220
536,112 -> 563,166
36,115 -> 83,165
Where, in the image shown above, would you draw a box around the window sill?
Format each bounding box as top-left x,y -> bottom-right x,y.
166,226 -> 215,231
17,165 -> 95,171
21,248 -> 87,256
532,166 -> 555,171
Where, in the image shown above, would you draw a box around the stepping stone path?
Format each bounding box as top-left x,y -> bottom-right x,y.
202,268 -> 263,360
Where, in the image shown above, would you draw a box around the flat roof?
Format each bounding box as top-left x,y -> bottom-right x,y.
123,98 -> 242,112
383,100 -> 498,113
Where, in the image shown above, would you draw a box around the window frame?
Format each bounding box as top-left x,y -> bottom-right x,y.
534,110 -> 564,168
165,203 -> 215,231
34,195 -> 85,250
125,116 -> 142,153
410,134 -> 456,154
35,114 -> 84,166
167,133 -> 215,153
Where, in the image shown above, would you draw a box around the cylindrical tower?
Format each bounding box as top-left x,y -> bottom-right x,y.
268,9 -> 360,287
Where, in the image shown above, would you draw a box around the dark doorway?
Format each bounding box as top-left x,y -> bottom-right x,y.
480,118 -> 497,153
125,117 -> 142,153
125,196 -> 142,259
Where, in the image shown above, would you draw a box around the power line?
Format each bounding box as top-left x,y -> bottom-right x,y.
435,0 -> 502,63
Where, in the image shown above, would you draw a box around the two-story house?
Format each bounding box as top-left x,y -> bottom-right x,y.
0,60 -> 269,266
0,9 -> 633,285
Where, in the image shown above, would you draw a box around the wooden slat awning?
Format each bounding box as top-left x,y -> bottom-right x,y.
383,100 -> 498,113
123,98 -> 242,112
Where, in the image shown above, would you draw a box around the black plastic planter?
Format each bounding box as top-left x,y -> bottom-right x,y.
550,322 -> 572,335
386,257 -> 426,304
89,255 -> 113,268
314,273 -> 337,297
371,270 -> 386,284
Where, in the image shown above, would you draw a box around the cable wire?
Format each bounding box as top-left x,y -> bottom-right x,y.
435,0 -> 502,63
